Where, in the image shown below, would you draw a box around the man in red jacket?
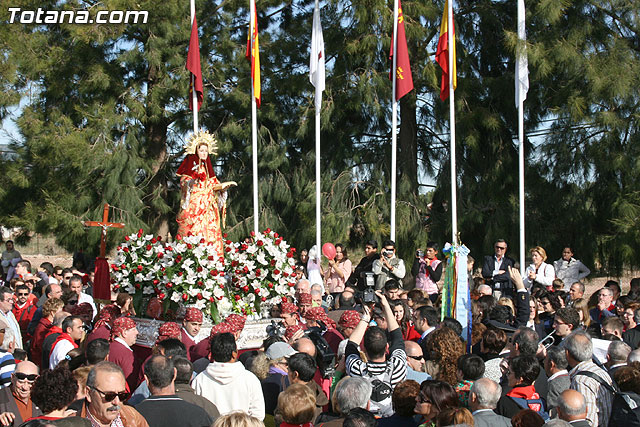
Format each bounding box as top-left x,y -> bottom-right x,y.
12,285 -> 37,348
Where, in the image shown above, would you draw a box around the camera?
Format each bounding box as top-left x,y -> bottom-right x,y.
266,320 -> 286,338
362,272 -> 377,304
306,323 -> 336,378
416,249 -> 424,257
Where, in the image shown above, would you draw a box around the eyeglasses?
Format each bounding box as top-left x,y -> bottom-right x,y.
90,386 -> 129,402
408,355 -> 424,361
64,276 -> 73,280
495,246 -> 507,250
14,372 -> 38,382
16,293 -> 29,297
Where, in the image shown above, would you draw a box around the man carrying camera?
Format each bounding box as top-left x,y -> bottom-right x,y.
372,240 -> 406,290
345,291 -> 407,417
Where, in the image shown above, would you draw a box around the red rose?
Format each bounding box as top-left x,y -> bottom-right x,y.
242,286 -> 249,292
287,252 -> 293,258
197,281 -> 203,287
254,289 -> 261,295
241,244 -> 248,250
124,236 -> 130,241
182,293 -> 189,301
255,269 -> 261,275
282,296 -> 288,303
158,253 -> 164,259
166,283 -> 173,288
242,266 -> 249,273
157,236 -> 162,241
176,234 -> 182,241
283,272 -> 288,277
273,269 -> 280,275
257,240 -> 264,247
209,297 -> 215,302
234,295 -> 241,301
261,297 -> 267,302
153,279 -> 159,285
159,293 -> 165,299
217,296 -> 223,300
235,269 -> 241,275
187,232 -> 193,237
208,255 -> 214,260
177,271 -> 183,277
219,284 -> 225,289
225,247 -> 232,252
111,264 -> 117,270
187,243 -> 193,250
251,231 -> 255,237
223,233 -> 228,238
270,259 -> 276,266
197,266 -> 203,272
268,283 -> 274,289
123,247 -> 129,253
176,255 -> 182,262
210,270 -> 217,276
200,238 -> 205,244
137,265 -> 143,271
197,293 -> 203,300
135,283 -> 141,289
226,240 -> 232,245
288,282 -> 295,287
146,244 -> 152,251
166,246 -> 173,251
266,228 -> 271,233
231,260 -> 239,267
151,238 -> 157,244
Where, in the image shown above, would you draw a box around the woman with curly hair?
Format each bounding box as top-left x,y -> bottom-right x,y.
424,327 -> 465,385
414,380 -> 459,427
391,300 -> 421,341
28,366 -> 85,423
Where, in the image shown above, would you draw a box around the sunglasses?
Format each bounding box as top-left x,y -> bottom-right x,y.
16,293 -> 29,296
407,355 -> 424,361
495,246 -> 507,250
91,386 -> 130,402
14,372 -> 38,382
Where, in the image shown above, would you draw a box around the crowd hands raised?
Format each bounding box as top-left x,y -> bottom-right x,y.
0,238 -> 637,427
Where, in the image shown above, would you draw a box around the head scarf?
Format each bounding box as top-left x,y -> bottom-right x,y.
176,154 -> 215,180
284,324 -> 303,341
93,305 -> 121,330
111,316 -> 137,340
156,322 -> 182,344
184,307 -> 204,323
70,302 -> 93,319
280,302 -> 299,315
339,310 -> 361,329
305,307 -> 337,329
297,293 -> 312,305
226,314 -> 246,333
209,322 -> 232,338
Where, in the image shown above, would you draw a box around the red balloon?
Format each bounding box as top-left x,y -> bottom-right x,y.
322,242 -> 337,260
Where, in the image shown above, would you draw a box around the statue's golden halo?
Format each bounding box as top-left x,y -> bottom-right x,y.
184,131 -> 218,156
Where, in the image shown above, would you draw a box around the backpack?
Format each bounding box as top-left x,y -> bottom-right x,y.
575,370 -> 640,427
361,362 -> 394,417
508,396 -> 550,421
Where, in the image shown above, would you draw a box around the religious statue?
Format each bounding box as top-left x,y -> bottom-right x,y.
176,132 -> 236,255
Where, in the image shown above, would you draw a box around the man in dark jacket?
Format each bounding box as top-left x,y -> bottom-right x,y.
482,239 -> 516,298
0,361 -> 42,425
346,240 -> 378,291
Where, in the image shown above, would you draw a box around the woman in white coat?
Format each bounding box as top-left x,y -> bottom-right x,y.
523,246 -> 555,291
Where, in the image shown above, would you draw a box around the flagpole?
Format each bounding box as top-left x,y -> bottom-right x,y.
190,0 -> 198,133
390,0 -> 399,241
314,0 -> 322,264
250,0 -> 259,235
517,0 -> 527,274
448,0 -> 457,245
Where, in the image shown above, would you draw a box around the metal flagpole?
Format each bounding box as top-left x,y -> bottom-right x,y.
448,0 -> 457,245
517,0 -> 528,274
250,0 -> 259,235
390,0 -> 399,241
519,99 -> 525,275
314,0 -> 322,264
190,0 -> 198,133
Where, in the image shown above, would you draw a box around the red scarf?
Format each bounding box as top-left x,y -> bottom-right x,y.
507,384 -> 541,411
51,332 -> 79,351
45,326 -> 63,338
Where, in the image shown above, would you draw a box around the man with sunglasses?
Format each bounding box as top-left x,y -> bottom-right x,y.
404,340 -> 431,383
80,361 -> 148,427
0,361 -> 41,425
481,239 -> 516,298
11,285 -> 37,348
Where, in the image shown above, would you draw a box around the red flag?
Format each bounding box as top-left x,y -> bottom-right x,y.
436,0 -> 457,101
246,3 -> 261,108
186,16 -> 204,111
389,0 -> 414,100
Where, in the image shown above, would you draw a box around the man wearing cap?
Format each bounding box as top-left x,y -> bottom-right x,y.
263,342 -> 296,417
182,308 -> 203,358
338,310 -> 361,339
0,361 -> 42,425
109,317 -> 143,391
280,302 -> 300,327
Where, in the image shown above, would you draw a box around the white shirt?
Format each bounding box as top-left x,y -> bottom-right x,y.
0,310 -> 22,350
548,369 -> 569,382
523,261 -> 555,289
49,338 -> 75,369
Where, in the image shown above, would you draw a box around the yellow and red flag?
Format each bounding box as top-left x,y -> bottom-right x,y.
246,2 -> 261,108
389,0 -> 414,100
186,15 -> 203,111
436,0 -> 456,101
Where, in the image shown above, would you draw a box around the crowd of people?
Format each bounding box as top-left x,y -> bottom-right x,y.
0,237 -> 638,427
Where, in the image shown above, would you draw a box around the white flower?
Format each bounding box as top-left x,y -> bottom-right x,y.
171,292 -> 181,302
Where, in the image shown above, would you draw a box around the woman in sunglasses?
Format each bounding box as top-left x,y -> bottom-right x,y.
414,380 -> 459,427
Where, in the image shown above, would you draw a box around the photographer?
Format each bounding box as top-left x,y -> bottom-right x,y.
345,290 -> 407,417
372,240 -> 406,290
412,242 -> 442,304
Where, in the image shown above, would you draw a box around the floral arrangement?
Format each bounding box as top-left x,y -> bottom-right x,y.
110,228 -> 296,321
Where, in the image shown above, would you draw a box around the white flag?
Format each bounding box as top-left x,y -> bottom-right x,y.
310,1 -> 325,110
515,0 -> 529,107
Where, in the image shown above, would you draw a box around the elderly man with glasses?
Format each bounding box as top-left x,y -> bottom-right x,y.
481,239 -> 516,298
0,361 -> 42,425
79,361 -> 148,427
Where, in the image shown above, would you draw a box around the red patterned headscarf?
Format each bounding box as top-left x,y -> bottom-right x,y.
226,314 -> 246,333
339,310 -> 361,329
156,322 -> 182,344
93,305 -> 121,330
184,307 -> 204,323
209,322 -> 232,338
284,324 -> 303,341
111,317 -> 137,340
305,307 -> 336,329
280,302 -> 299,315
297,293 -> 312,305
